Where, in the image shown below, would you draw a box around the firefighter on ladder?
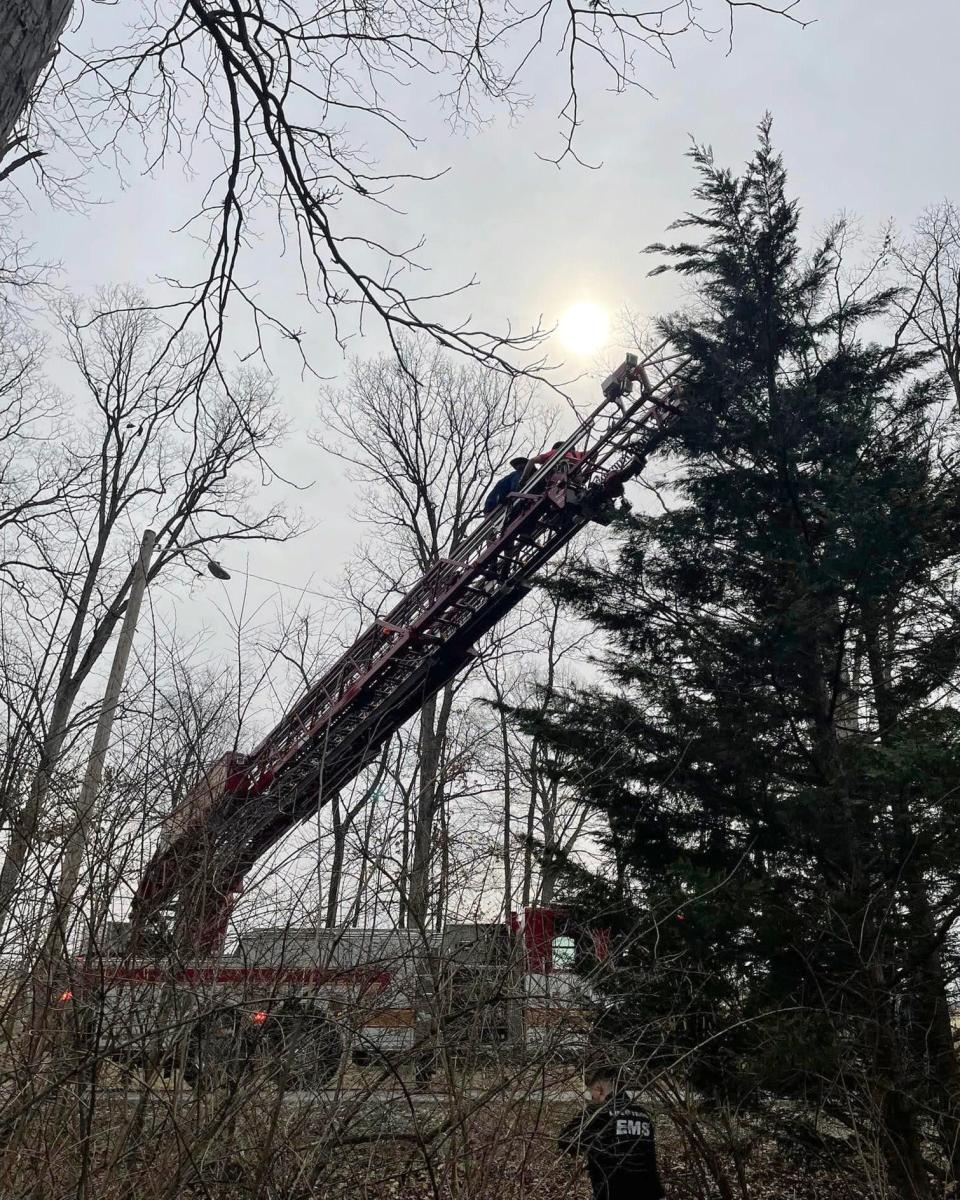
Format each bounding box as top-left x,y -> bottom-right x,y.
529,440 -> 586,470
482,443 -> 583,521
483,456 -> 530,518
481,455 -> 530,559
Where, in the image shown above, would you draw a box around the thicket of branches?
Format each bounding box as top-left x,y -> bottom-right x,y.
4,47 -> 960,1190
2,0 -> 810,381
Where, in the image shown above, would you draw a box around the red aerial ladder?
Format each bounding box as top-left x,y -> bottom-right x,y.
130,347 -> 686,954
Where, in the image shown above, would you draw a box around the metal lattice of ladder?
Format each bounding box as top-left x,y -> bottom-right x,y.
130,346 -> 686,952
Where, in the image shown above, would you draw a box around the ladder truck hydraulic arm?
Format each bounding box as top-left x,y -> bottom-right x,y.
130,348 -> 686,954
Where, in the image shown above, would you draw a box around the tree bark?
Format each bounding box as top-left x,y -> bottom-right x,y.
804,619 -> 933,1199
521,739 -> 536,910
540,777 -> 557,907
434,788 -> 449,929
0,485 -> 158,926
499,708 -> 513,920
863,610 -> 960,1187
40,529 -> 156,962
399,781 -> 410,929
0,0 -> 72,156
407,684 -> 454,930
324,792 -> 345,929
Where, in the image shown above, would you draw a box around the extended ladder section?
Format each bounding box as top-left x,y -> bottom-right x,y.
131,348 -> 686,952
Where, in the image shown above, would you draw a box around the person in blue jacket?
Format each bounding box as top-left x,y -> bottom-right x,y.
483,456 -> 528,516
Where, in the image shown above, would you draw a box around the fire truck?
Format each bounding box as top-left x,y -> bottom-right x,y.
69,349 -> 684,1085
76,906 -> 605,1086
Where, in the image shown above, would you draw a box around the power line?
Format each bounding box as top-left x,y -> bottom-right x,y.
208,561 -> 332,602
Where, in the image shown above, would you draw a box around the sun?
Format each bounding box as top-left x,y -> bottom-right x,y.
557,301 -> 610,356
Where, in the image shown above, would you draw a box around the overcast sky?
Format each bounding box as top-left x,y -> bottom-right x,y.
16,0 -> 960,671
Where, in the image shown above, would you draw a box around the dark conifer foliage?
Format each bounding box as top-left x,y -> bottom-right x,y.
521,120 -> 960,1197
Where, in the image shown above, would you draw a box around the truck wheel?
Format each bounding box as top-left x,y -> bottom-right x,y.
184,1009 -> 248,1090
270,1011 -> 341,1089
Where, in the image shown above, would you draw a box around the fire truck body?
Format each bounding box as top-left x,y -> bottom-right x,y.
76,907 -> 597,1083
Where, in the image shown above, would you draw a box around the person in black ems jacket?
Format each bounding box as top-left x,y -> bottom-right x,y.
558,1064 -> 666,1200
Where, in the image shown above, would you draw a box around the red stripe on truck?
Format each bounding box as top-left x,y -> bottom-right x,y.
79,965 -> 391,987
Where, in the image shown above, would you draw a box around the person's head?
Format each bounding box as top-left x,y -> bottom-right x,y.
509,456 -> 528,470
584,1063 -> 623,1104
551,440 -> 565,451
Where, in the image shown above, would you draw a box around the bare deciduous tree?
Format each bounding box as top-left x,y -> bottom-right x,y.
3,0 -> 809,379
894,201 -> 960,403
0,288 -> 295,934
316,335 -> 536,929
480,577 -> 594,916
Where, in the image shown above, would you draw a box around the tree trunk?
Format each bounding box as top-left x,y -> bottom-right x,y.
325,792 -> 345,929
863,612 -> 960,1186
41,529 -> 156,963
521,739 -> 536,910
799,613 -> 931,1198
434,789 -> 449,929
540,777 -> 557,907
521,606 -> 561,910
499,708 -> 513,920
0,692 -> 75,931
869,960 -> 934,1200
0,535 -> 145,927
0,0 -> 72,155
399,783 -> 410,930
407,685 -> 454,930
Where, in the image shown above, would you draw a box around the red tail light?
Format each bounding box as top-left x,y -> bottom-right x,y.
250,1010 -> 267,1024
59,990 -> 73,1003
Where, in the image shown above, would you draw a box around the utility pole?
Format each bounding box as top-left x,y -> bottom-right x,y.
42,529 -> 157,965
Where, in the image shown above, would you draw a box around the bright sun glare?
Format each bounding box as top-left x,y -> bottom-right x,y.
558,301 -> 610,356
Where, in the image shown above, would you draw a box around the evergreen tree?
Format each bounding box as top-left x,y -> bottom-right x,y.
525,120 -> 960,1198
